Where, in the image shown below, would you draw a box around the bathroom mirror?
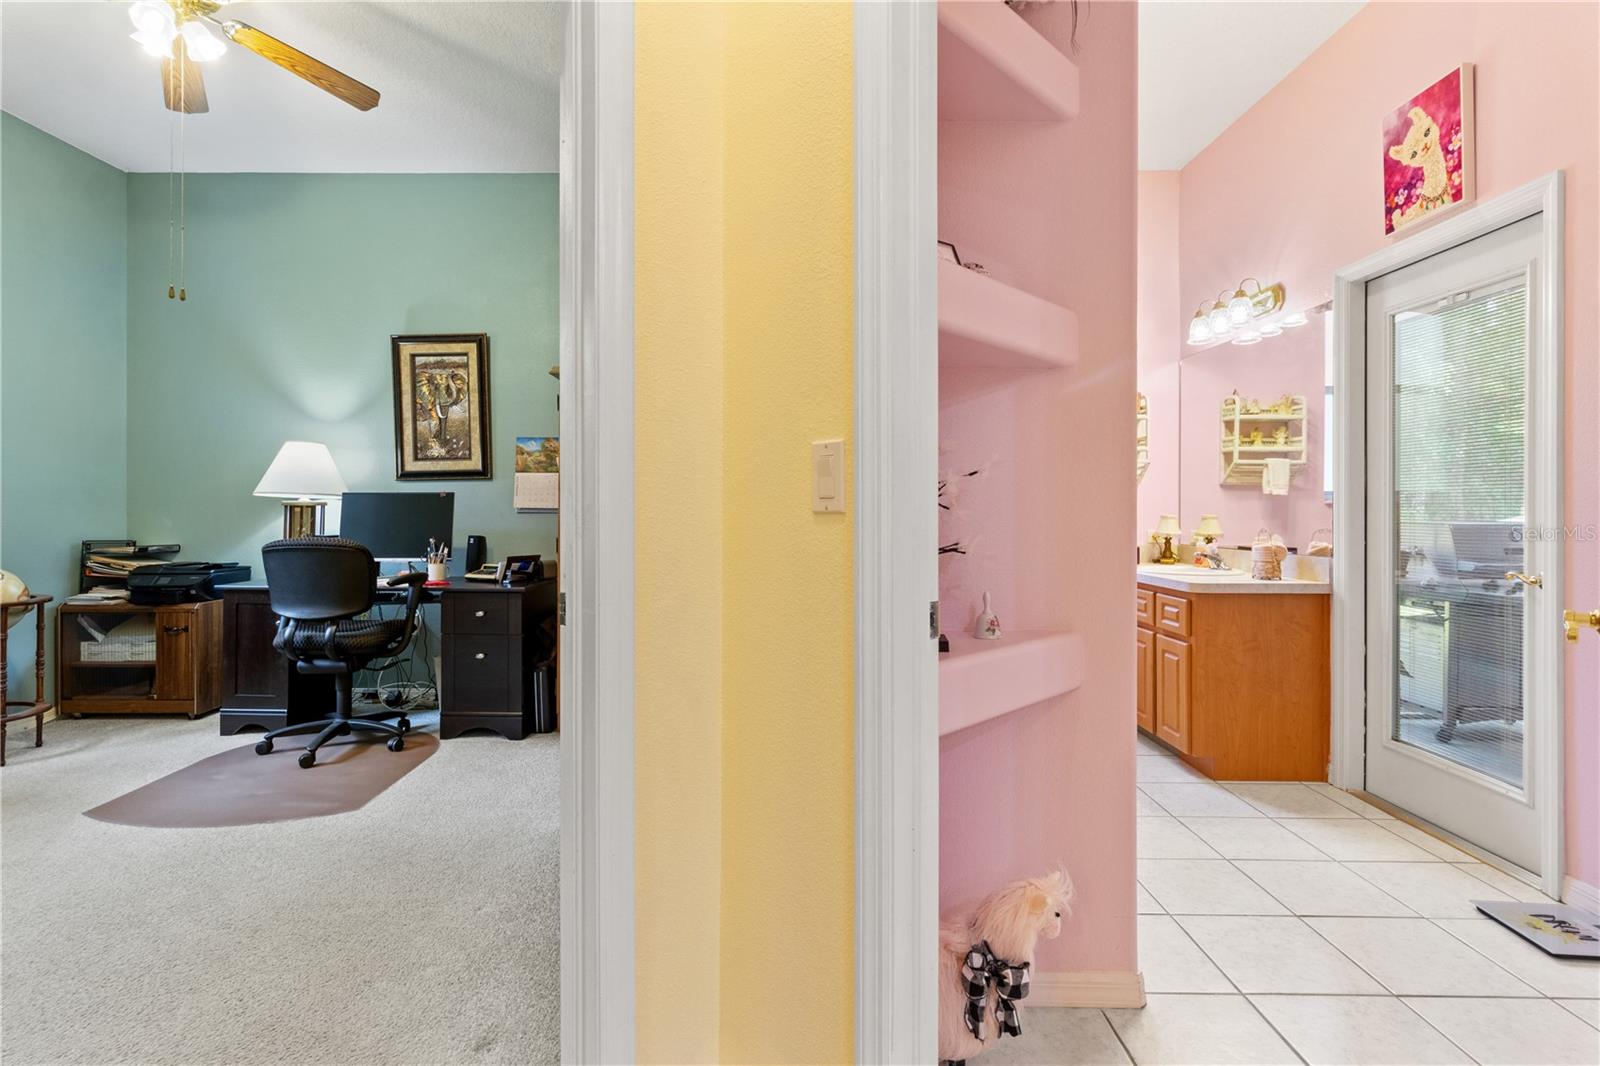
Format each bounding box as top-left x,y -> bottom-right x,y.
1137,311 -> 1332,552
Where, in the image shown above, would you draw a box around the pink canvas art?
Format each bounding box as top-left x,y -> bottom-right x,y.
1382,64 -> 1475,235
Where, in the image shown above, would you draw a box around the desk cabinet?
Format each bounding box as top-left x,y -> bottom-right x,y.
439,581 -> 556,740
1135,583 -> 1329,780
58,600 -> 222,718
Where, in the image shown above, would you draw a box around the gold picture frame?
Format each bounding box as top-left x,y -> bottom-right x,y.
391,333 -> 492,480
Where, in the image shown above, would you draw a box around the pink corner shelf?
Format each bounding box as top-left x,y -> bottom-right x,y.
939,629 -> 1085,737
937,0 -> 1080,121
939,259 -> 1079,370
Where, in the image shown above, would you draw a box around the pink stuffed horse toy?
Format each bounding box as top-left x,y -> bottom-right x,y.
938,869 -> 1074,1065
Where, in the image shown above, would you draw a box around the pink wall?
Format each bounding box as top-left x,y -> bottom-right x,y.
1173,1 -> 1599,886
1137,172 -> 1181,538
938,0 -> 1137,974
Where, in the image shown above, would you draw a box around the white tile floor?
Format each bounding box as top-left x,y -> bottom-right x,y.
978,734 -> 1600,1065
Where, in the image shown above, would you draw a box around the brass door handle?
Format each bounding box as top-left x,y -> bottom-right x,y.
1506,572 -> 1542,588
1563,609 -> 1600,644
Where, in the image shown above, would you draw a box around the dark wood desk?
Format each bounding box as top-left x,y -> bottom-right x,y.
217,578 -> 557,739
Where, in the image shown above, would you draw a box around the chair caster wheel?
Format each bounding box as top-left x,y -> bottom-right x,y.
298,751 -> 316,769
397,718 -> 411,734
387,736 -> 405,752
255,740 -> 273,755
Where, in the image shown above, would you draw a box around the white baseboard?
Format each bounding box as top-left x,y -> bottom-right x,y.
1031,970 -> 1146,1009
1562,876 -> 1600,913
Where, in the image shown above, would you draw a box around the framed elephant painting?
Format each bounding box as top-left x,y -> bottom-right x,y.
391,333 -> 492,479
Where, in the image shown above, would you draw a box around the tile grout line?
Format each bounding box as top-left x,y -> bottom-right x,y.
1098,1006 -> 1139,1066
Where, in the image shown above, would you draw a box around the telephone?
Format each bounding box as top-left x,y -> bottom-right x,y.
463,554 -> 544,585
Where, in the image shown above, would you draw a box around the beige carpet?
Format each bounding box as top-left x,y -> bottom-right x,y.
0,712 -> 559,1065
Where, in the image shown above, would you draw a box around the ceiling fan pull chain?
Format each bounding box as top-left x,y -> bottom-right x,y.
178,63 -> 187,304
167,91 -> 176,300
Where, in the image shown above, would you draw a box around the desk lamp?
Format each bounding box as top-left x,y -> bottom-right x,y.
254,441 -> 346,537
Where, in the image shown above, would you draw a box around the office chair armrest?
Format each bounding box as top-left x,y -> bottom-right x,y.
383,571 -> 428,652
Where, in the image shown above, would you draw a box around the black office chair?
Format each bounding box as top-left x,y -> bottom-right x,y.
254,537 -> 426,769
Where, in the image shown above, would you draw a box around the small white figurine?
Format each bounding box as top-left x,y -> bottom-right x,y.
974,591 -> 1002,640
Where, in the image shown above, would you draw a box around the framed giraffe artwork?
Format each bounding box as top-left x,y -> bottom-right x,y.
1382,63 -> 1475,236
391,333 -> 493,479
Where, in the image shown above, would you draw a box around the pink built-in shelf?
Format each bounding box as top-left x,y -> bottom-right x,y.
937,0 -> 1080,122
939,630 -> 1085,737
939,259 -> 1079,370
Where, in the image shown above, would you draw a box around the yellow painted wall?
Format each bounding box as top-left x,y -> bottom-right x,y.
635,3 -> 856,1061
634,4 -> 727,1063
718,2 -> 855,1061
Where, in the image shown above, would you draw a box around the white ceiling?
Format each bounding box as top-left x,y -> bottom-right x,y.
1139,1 -> 1365,171
0,0 -> 562,172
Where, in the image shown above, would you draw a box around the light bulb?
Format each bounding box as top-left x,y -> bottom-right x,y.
1208,301 -> 1233,336
130,26 -> 176,58
128,0 -> 173,35
180,20 -> 227,61
1227,288 -> 1253,324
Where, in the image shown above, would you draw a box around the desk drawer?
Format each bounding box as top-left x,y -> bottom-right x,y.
447,596 -> 512,636
1154,593 -> 1192,639
1136,587 -> 1155,629
447,636 -> 515,713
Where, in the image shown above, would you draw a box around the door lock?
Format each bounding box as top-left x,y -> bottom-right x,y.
1563,609 -> 1600,644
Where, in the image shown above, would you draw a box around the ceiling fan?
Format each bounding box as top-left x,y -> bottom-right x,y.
127,0 -> 380,114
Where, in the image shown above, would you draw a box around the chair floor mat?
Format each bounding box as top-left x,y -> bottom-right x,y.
83,731 -> 439,828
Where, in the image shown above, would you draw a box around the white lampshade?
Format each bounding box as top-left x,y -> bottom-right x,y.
179,20 -> 226,61
1207,301 -> 1233,336
1195,514 -> 1224,539
1155,514 -> 1181,537
1227,288 -> 1253,324
253,442 -> 346,499
1187,312 -> 1212,346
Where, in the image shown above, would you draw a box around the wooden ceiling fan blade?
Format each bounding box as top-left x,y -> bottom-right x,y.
161,38 -> 209,114
220,20 -> 380,111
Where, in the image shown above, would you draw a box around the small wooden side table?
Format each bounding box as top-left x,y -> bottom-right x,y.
2,594 -> 53,767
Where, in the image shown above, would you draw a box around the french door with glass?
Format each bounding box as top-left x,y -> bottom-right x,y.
1363,214 -> 1558,875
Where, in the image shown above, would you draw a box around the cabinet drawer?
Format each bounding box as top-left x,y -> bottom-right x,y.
447,596 -> 512,636
1135,587 -> 1155,629
447,636 -> 515,713
1154,593 -> 1192,639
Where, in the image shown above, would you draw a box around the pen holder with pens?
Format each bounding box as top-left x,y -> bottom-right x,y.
425,541 -> 450,585
427,561 -> 448,583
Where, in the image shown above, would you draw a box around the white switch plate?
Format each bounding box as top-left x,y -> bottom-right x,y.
812,439 -> 844,513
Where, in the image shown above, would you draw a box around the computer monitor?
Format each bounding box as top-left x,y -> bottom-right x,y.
338,492 -> 455,562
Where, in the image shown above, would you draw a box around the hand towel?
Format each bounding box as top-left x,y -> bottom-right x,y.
1261,458 -> 1291,496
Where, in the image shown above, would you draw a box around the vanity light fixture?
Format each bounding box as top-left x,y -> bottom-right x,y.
1187,279 -> 1290,346
1280,310 -> 1309,328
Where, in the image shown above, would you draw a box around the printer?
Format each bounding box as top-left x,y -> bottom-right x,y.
127,562 -> 252,605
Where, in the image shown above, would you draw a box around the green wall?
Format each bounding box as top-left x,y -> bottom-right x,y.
125,172 -> 559,574
1,114 -> 129,701
1,115 -> 556,702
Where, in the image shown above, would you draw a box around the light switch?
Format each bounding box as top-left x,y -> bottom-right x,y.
812,439 -> 844,513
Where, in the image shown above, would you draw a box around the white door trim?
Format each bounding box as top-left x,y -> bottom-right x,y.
559,3 -> 636,1062
1331,171 -> 1565,897
854,3 -> 940,1062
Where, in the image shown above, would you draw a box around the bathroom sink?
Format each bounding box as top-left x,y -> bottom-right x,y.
1138,564 -> 1241,579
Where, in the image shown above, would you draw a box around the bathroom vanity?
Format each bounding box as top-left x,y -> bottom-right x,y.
1135,563 -> 1330,780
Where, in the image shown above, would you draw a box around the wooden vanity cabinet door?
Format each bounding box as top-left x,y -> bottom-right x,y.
1135,626 -> 1155,733
1154,634 -> 1191,753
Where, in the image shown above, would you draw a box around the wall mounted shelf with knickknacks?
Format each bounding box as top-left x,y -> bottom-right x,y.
1220,393 -> 1307,485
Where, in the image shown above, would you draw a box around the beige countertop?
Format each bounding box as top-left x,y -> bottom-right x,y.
1136,563 -> 1331,595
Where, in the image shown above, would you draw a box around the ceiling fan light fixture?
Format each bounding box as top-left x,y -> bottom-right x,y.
130,26 -> 176,59
128,0 -> 174,35
179,20 -> 227,62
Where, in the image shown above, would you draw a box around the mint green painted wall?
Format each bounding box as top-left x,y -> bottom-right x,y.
124,173 -> 558,575
1,113 -> 128,702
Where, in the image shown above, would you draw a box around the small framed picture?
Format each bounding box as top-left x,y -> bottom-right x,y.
392,334 -> 492,479
1382,64 -> 1475,235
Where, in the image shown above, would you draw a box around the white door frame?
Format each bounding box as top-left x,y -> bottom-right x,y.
559,2 -> 636,1062
854,3 -> 940,1062
1331,171 -> 1566,897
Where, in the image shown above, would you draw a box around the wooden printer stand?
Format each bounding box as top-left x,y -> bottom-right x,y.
57,600 -> 223,719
